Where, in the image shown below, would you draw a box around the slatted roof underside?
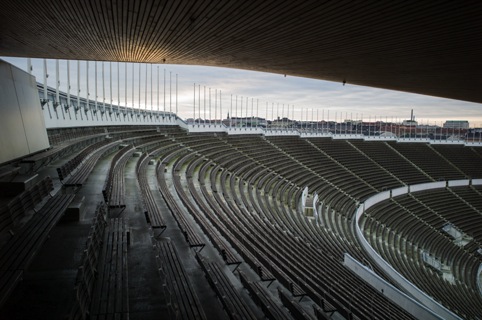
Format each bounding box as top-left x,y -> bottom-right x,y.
1,1 -> 481,103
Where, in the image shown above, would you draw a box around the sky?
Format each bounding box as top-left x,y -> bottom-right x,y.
2,57 -> 481,126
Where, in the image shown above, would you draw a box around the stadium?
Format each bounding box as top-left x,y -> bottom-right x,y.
0,2 -> 481,320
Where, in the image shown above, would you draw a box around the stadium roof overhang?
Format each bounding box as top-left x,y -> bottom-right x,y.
1,1 -> 481,104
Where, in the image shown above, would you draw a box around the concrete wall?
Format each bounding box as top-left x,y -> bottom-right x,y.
343,253 -> 444,320
353,180 -> 476,320
0,60 -> 50,164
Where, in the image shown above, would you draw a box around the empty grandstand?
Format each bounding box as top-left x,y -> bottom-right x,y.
0,58 -> 481,320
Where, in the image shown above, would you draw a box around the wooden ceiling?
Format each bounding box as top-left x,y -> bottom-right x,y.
1,1 -> 481,103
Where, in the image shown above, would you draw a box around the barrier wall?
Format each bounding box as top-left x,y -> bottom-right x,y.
353,180 -> 482,319
343,254 -> 444,320
0,61 -> 50,164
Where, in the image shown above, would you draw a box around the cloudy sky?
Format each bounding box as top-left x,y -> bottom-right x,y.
3,57 -> 481,126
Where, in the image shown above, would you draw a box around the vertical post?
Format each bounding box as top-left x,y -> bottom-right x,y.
132,64 -> 135,118
138,63 -> 141,118
204,86 -> 206,125
110,61 -> 113,115
265,102 -> 268,127
157,66 -> 160,114
176,73 -> 178,118
117,62 -> 120,118
125,63 -> 127,117
94,61 -> 97,118
55,60 -> 60,115
281,104 -> 284,128
220,90 -> 222,126
86,60 -> 89,118
102,61 -> 106,116
27,58 -> 32,75
78,60 -> 83,119
209,87 -> 211,125
271,103 -> 274,124
317,109 -> 319,132
235,95 -> 238,127
67,60 -> 71,118
215,89 -> 217,125
164,69 -> 166,114
256,99 -> 259,129
198,84 -> 200,125
145,63 -> 148,117
193,83 -> 196,123
230,94 -> 233,128
151,64 -> 153,115
43,59 -> 48,105
169,71 -> 172,118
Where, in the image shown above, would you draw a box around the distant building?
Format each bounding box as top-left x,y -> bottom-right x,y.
402,119 -> 418,126
443,120 -> 469,129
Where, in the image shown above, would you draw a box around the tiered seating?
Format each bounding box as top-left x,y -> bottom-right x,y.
155,146 -> 205,249
154,239 -> 206,319
135,152 -> 166,230
432,145 -> 482,178
173,133 -> 412,320
265,136 -> 363,213
0,176 -> 54,246
0,189 -> 74,307
47,126 -> 106,146
196,253 -> 257,320
175,153 -> 240,265
362,190 -> 482,319
65,139 -> 120,187
413,189 -> 482,243
70,203 -> 108,320
278,287 -> 315,320
89,217 -> 129,319
238,271 -> 291,320
349,140 -> 430,185
308,138 -> 401,191
57,139 -> 114,181
23,133 -> 108,172
388,142 -> 465,180
102,145 -> 135,208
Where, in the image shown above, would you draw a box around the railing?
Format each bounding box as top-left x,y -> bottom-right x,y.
353,179 -> 482,320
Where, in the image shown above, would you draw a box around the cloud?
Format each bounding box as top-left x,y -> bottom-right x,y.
2,57 -> 481,125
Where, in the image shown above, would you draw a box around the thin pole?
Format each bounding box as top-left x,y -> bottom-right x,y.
150,64 -> 153,114
157,66 -> 160,113
110,61 -> 113,114
169,71 -> 172,116
102,61 -> 105,114
132,64 -> 135,116
67,60 -> 72,118
138,63 -> 141,117
176,74 -> 178,117
256,99 -> 259,128
55,60 -> 60,109
220,90 -> 222,126
230,94 -> 233,128
86,60 -> 89,116
204,86 -> 206,125
164,69 -> 166,113
117,62 -> 120,117
27,58 -> 32,75
209,88 -> 211,125
125,63 -> 127,116
78,60 -> 83,119
43,59 -> 48,104
193,83 -> 196,121
145,63 -> 148,115
215,89 -> 217,125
